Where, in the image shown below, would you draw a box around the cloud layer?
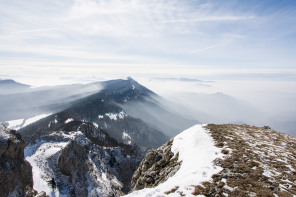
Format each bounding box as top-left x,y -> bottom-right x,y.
0,0 -> 295,80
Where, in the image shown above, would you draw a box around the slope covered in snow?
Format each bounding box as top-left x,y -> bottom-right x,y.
127,124 -> 296,196
3,114 -> 51,130
125,124 -> 222,196
22,123 -> 141,196
25,141 -> 69,196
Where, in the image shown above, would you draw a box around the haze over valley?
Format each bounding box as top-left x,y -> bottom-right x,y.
0,0 -> 296,196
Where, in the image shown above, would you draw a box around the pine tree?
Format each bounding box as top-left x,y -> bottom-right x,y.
47,177 -> 57,190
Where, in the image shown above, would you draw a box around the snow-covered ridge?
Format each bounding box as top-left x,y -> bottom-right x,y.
23,130 -> 91,196
3,114 -> 51,130
125,124 -> 222,196
126,124 -> 296,196
23,128 -> 138,196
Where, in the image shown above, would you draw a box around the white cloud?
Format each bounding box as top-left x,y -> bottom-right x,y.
159,15 -> 255,23
9,28 -> 57,34
0,0 -> 295,80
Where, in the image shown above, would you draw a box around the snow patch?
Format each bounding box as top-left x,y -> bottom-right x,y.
64,118 -> 74,124
93,122 -> 99,128
105,111 -> 127,120
23,114 -> 51,127
122,132 -> 132,144
105,113 -> 117,120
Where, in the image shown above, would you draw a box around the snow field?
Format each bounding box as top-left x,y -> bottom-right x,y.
25,142 -> 69,196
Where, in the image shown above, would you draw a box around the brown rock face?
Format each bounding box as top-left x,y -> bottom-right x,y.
130,138 -> 182,191
0,125 -> 33,196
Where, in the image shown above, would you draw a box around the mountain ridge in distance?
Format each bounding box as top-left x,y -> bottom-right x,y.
16,77 -> 178,195
0,78 -> 31,95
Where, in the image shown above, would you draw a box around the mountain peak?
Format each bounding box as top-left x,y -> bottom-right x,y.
127,76 -> 135,81
0,78 -> 29,86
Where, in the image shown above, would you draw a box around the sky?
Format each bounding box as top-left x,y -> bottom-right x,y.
0,0 -> 296,135
0,0 -> 296,84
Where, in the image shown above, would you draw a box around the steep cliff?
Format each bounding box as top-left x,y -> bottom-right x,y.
130,138 -> 181,191
0,125 -> 33,196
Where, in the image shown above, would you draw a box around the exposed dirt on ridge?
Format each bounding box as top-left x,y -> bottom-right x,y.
192,124 -> 296,196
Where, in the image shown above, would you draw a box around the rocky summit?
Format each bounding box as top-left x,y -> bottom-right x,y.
126,124 -> 296,197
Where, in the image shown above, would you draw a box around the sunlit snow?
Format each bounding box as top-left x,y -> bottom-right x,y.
125,124 -> 222,197
122,132 -> 132,144
64,118 -> 74,124
25,141 -> 69,196
23,114 -> 51,127
4,114 -> 51,130
4,119 -> 24,130
105,111 -> 127,120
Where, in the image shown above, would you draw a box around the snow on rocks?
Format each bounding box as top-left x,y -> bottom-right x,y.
125,124 -> 222,196
0,124 -> 11,142
102,111 -> 127,120
24,141 -> 69,196
202,124 -> 296,196
122,132 -> 132,144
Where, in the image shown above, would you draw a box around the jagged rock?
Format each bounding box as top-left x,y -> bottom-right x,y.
105,148 -> 140,193
130,138 -> 182,191
25,186 -> 49,197
0,125 -> 33,197
58,140 -> 89,197
58,140 -> 126,196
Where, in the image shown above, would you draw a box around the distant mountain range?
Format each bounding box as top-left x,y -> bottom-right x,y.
0,79 -> 30,94
0,77 -> 196,196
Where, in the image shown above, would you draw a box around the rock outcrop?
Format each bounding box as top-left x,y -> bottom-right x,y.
58,140 -> 126,196
130,138 -> 181,191
58,140 -> 89,196
0,125 -> 33,196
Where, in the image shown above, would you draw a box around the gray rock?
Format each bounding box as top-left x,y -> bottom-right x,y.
0,125 -> 33,196
130,138 -> 182,191
58,140 -> 89,197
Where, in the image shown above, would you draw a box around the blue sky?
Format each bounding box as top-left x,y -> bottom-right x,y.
0,0 -> 296,83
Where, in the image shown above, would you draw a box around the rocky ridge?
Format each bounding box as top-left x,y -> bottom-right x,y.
130,138 -> 181,191
0,125 -> 47,197
23,125 -> 140,196
127,124 -> 296,197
